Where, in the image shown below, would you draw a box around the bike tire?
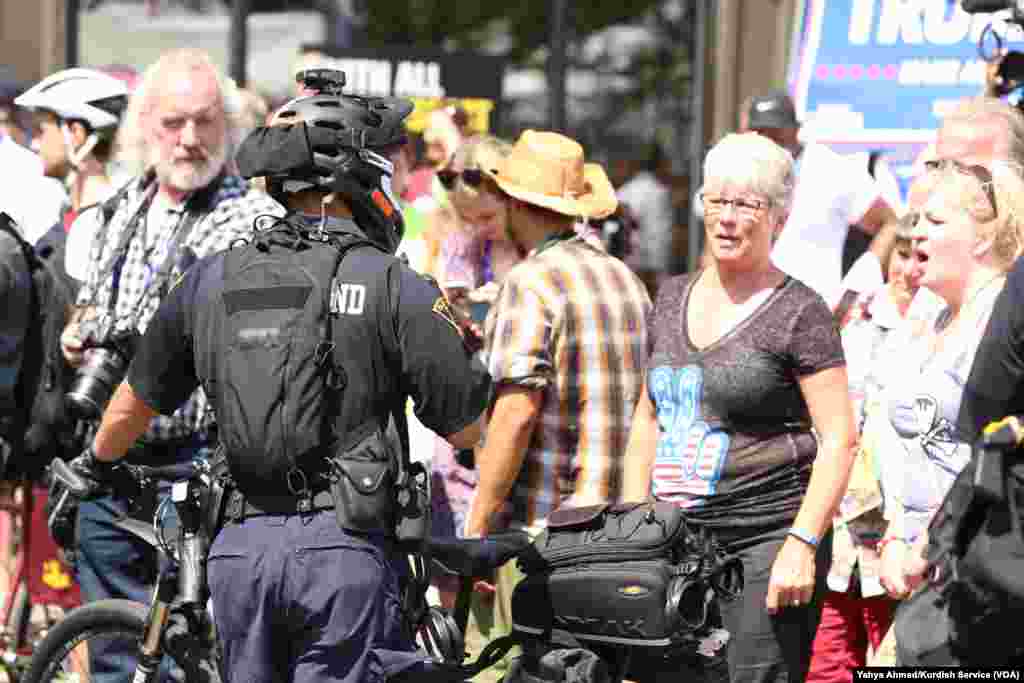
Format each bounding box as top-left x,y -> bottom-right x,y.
22,599 -> 147,683
25,599 -> 222,683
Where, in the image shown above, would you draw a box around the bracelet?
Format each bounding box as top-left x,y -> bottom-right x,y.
787,527 -> 819,549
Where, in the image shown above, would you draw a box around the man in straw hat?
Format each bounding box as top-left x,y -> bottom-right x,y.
464,130 -> 652,663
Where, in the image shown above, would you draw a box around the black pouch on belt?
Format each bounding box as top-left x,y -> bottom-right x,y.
328,423 -> 398,535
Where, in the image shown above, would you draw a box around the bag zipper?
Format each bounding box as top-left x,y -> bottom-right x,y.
528,515 -> 691,570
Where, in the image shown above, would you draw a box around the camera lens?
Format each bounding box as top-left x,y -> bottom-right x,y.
65,347 -> 131,420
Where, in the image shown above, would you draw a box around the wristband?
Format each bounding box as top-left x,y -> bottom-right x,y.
787,527 -> 819,549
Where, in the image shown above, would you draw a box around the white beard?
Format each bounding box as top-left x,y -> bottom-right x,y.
152,142 -> 228,192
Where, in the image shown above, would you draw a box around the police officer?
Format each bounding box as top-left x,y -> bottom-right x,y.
65,70 -> 491,683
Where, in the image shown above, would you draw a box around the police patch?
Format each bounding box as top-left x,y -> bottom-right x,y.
432,296 -> 463,336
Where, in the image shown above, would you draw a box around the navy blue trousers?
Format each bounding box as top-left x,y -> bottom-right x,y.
207,510 -> 432,683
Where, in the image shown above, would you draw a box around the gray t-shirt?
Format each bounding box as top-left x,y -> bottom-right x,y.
648,273 -> 845,533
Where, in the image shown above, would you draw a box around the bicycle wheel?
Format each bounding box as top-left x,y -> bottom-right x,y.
22,599 -> 220,683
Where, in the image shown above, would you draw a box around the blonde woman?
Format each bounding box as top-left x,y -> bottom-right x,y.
879,159 -> 1024,601
437,135 -> 524,323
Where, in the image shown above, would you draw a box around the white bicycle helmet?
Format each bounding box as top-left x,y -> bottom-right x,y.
15,68 -> 127,131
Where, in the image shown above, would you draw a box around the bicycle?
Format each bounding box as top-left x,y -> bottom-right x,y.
23,458 -> 220,683
28,457 -> 715,683
26,457 -> 535,683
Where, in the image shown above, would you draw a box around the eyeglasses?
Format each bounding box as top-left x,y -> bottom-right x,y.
923,158 -> 998,217
437,168 -> 484,191
700,192 -> 771,218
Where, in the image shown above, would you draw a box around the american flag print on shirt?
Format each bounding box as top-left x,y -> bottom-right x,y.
649,365 -> 730,507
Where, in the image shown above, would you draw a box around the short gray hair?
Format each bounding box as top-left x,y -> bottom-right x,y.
116,49 -> 244,171
703,132 -> 795,217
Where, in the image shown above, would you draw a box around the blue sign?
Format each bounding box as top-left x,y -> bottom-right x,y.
790,0 -> 1024,145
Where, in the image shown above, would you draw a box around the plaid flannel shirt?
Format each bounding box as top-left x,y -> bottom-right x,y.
77,173 -> 283,442
483,236 -> 651,527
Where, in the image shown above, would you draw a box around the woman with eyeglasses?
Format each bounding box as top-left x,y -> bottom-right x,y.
876,160 -> 1023,606
622,132 -> 857,683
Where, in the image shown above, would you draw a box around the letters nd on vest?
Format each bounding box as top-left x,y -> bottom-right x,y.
331,281 -> 366,316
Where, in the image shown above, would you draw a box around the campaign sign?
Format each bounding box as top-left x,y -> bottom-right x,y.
790,0 -> 1024,144
298,44 -> 507,134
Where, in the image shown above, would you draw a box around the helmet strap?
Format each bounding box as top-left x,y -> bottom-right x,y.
61,121 -> 100,170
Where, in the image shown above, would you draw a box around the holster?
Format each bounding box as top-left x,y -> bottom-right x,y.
327,423 -> 399,535
326,418 -> 431,545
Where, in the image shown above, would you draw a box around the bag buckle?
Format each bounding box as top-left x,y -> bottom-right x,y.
314,341 -> 336,367
286,467 -> 312,513
226,489 -> 244,523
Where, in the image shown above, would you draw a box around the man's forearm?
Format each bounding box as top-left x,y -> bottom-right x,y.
466,390 -> 539,536
92,382 -> 158,462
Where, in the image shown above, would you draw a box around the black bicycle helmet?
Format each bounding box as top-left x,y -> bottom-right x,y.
261,68 -> 413,252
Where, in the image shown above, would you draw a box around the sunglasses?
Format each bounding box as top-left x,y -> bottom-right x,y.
924,158 -> 998,217
437,168 -> 484,191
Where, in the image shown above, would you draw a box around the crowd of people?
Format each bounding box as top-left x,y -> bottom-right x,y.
1,40 -> 1024,683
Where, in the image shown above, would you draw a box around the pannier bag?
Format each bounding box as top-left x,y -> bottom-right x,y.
512,502 -> 743,653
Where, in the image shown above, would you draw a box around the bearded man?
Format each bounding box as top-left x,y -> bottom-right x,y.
57,48 -> 281,683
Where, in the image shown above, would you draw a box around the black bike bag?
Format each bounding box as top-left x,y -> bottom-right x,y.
512,502 -> 742,653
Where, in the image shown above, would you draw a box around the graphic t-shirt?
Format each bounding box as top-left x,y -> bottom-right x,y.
648,273 -> 845,532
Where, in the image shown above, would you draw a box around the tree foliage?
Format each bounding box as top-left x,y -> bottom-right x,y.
360,1 -> 664,63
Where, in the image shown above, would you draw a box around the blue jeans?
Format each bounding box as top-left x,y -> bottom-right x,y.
75,440 -> 210,683
207,510 -> 432,683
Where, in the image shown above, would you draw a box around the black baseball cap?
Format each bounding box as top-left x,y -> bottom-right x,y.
746,91 -> 800,130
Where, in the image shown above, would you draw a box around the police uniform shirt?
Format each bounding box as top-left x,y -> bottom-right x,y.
126,217 -> 491,447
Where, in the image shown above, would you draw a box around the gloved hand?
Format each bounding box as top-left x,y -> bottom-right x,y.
66,447 -> 115,499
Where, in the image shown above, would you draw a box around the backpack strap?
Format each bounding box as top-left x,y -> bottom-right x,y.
319,233 -> 375,452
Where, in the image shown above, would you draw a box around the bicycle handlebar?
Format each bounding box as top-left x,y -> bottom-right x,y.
50,457 -> 203,500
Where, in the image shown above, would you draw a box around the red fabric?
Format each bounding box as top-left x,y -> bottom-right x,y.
25,486 -> 81,610
402,167 -> 435,202
806,589 -> 897,683
62,208 -> 78,233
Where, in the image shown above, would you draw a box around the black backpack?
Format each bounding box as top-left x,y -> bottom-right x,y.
906,418 -> 1024,664
210,218 -> 377,486
0,213 -> 80,481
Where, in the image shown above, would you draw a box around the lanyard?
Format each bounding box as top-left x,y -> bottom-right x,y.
534,229 -> 577,256
481,239 -> 494,284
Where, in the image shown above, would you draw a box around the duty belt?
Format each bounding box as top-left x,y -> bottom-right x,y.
224,487 -> 335,519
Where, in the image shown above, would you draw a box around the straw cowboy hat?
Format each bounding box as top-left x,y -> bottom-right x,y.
486,130 -> 618,220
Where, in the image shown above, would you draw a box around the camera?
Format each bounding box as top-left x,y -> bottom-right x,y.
65,330 -> 140,420
295,68 -> 346,95
962,1 -> 1024,96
